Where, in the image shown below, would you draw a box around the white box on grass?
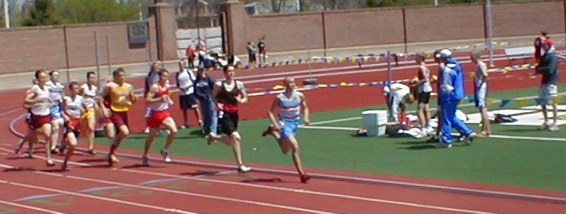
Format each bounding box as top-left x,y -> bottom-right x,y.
362,110 -> 387,136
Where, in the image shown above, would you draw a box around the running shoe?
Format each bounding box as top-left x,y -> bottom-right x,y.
160,149 -> 172,163
107,154 -> 119,166
549,124 -> 560,132
14,140 -> 24,154
61,163 -> 70,172
300,174 -> 311,183
142,155 -> 150,166
87,149 -> 97,156
463,132 -> 477,145
237,165 -> 252,173
26,150 -> 33,159
46,159 -> 55,167
436,143 -> 452,149
261,126 -> 274,137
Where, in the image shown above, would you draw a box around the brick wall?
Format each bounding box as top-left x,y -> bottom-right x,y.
324,9 -> 404,48
223,0 -> 565,55
404,5 -> 485,43
245,13 -> 324,52
491,1 -> 564,37
64,22 -> 152,69
0,27 -> 67,74
0,21 -> 157,75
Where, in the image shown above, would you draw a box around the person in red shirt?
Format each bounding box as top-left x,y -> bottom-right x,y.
208,66 -> 251,173
142,69 -> 177,166
186,45 -> 195,69
534,31 -> 548,63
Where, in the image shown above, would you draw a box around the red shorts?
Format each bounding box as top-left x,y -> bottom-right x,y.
110,111 -> 129,128
32,114 -> 51,129
66,117 -> 81,131
147,110 -> 170,128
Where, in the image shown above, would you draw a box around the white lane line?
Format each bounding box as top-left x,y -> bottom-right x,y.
0,199 -> 65,214
0,179 -> 196,214
309,117 -> 362,126
489,135 -> 566,142
299,125 -> 359,131
308,92 -> 566,126
0,146 -> 89,167
36,171 -> 334,214
0,163 -> 15,169
1,152 -> 493,213
119,169 -> 492,214
0,109 -> 22,118
4,74 -> 566,207
77,149 -> 566,205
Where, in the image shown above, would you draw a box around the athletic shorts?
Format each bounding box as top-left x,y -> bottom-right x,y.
475,86 -> 487,108
418,92 -> 431,104
147,110 -> 171,128
50,101 -> 63,119
32,114 -> 52,129
179,94 -> 198,110
25,112 -> 34,130
110,111 -> 129,128
219,111 -> 239,135
539,84 -> 558,104
280,119 -> 299,139
81,107 -> 96,121
64,117 -> 81,137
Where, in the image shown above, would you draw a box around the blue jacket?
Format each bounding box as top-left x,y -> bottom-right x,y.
440,58 -> 465,102
446,58 -> 466,100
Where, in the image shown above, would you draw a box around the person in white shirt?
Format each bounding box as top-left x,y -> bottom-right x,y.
25,70 -> 56,167
46,70 -> 65,154
176,60 -> 202,129
471,51 -> 491,137
80,71 -> 98,155
384,83 -> 415,125
61,82 -> 86,171
412,52 -> 433,134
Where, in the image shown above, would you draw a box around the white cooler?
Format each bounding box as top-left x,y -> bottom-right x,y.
362,110 -> 388,136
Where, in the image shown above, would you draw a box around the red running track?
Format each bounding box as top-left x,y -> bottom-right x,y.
1,51 -> 565,213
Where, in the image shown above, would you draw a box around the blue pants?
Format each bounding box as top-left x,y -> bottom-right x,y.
199,97 -> 217,135
441,99 -> 472,144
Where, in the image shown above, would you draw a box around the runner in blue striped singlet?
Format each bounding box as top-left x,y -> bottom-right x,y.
262,77 -> 311,183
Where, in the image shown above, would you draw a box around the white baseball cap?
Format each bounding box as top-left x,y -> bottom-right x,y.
435,49 -> 452,58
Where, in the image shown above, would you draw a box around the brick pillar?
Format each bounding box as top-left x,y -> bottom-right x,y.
221,0 -> 246,55
149,1 -> 178,61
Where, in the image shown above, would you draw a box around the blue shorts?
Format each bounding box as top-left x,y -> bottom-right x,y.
50,101 -> 63,119
280,119 -> 299,139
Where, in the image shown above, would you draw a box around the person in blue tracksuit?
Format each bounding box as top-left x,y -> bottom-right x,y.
437,49 -> 475,148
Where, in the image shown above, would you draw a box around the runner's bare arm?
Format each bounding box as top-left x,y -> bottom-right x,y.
237,81 -> 248,104
145,84 -> 161,103
212,81 -> 224,109
267,98 -> 281,130
414,66 -> 429,86
212,81 -> 222,98
129,85 -> 138,103
300,94 -> 310,125
23,87 -> 37,108
97,84 -> 110,107
62,98 -> 70,121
